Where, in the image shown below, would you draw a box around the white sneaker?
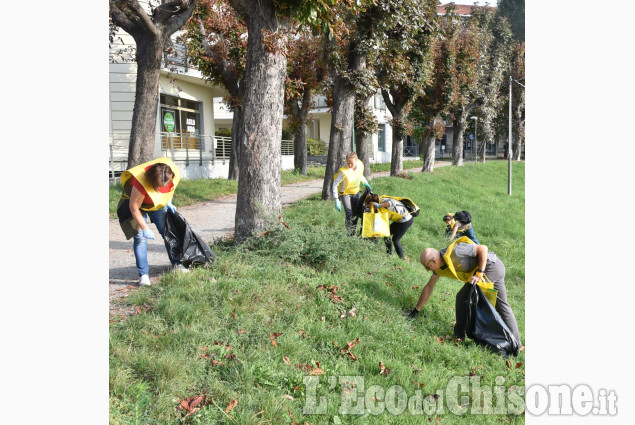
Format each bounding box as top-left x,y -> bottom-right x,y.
139,274 -> 151,286
175,264 -> 190,273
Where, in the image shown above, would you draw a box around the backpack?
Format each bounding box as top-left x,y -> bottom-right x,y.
453,210 -> 471,224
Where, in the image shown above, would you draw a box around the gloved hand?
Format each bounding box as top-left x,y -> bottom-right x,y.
142,229 -> 156,240
408,308 -> 422,319
335,199 -> 342,212
167,200 -> 176,213
364,182 -> 372,191
373,202 -> 382,210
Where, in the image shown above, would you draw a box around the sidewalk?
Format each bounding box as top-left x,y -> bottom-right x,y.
108,166 -> 448,317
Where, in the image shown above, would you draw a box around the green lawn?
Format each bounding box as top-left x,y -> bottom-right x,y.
110,161 -> 525,424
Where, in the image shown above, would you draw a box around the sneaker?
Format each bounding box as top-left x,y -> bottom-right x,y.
139,274 -> 151,286
175,264 -> 190,273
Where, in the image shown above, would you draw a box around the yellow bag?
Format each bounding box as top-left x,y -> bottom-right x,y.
477,273 -> 498,308
362,206 -> 391,238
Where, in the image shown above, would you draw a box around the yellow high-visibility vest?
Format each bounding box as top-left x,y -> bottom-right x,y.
120,157 -> 181,211
434,236 -> 478,282
333,159 -> 364,195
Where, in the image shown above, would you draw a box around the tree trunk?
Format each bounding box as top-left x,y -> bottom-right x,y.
233,1 -> 287,244
293,88 -> 311,175
390,131 -> 403,176
127,36 -> 165,167
227,105 -> 243,180
355,131 -> 372,180
421,133 -> 436,172
452,115 -> 465,166
421,115 -> 441,172
322,75 -> 356,200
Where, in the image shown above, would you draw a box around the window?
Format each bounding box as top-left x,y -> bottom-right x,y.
378,124 -> 386,152
160,94 -> 203,150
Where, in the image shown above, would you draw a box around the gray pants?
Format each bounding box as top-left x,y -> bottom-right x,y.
454,260 -> 521,344
341,193 -> 360,236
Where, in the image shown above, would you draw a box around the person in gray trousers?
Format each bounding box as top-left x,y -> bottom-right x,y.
410,242 -> 522,347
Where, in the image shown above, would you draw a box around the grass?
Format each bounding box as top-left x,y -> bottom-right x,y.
109,161 -> 525,424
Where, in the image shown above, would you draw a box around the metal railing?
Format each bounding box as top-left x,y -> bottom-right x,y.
110,132 -> 295,179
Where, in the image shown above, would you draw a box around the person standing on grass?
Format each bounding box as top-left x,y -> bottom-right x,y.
332,152 -> 371,236
444,211 -> 479,244
410,239 -> 521,346
117,157 -> 189,286
364,193 -> 413,260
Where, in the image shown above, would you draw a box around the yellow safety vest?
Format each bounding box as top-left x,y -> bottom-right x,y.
120,157 -> 181,211
333,159 -> 364,195
378,194 -> 420,222
434,236 -> 478,282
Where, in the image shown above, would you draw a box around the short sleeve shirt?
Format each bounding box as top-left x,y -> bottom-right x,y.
380,197 -> 411,223
437,242 -> 498,274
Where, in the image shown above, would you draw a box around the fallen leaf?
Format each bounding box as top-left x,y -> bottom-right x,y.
211,359 -> 223,366
237,329 -> 247,334
469,366 -> 483,376
225,354 -> 237,361
379,361 -> 391,376
339,310 -> 347,319
505,359 -> 512,369
413,381 -> 426,387
310,368 -> 324,375
385,282 -> 394,287
293,385 -> 301,393
341,349 -> 358,361
348,307 -> 357,318
269,332 -> 283,347
225,399 -> 238,413
299,329 -> 306,338
515,362 -> 524,369
346,338 -> 360,350
283,356 -> 291,365
282,394 -> 294,400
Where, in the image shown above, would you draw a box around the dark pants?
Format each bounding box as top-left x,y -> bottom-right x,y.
383,218 -> 413,259
453,260 -> 521,344
341,193 -> 360,236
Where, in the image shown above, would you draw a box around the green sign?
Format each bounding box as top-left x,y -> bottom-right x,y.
163,111 -> 175,132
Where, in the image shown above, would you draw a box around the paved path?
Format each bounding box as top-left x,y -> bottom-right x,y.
108,166 -> 454,317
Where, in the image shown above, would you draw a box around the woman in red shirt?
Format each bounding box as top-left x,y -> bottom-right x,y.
117,157 -> 188,286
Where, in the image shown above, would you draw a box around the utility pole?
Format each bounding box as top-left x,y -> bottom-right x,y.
508,76 -> 512,195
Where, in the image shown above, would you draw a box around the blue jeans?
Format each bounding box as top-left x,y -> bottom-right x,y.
133,207 -> 180,276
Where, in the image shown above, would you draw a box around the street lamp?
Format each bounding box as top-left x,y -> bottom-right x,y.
470,116 -> 478,162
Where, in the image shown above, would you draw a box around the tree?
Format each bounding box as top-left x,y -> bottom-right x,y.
285,32 -> 327,175
185,0 -> 247,180
320,0 -> 430,199
109,0 -> 198,168
445,5 -> 483,166
411,8 -> 462,173
375,0 -> 438,176
471,6 -> 513,162
497,0 -> 524,42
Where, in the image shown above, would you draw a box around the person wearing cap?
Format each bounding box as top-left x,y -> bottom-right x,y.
443,211 -> 479,244
332,152 -> 371,236
410,240 -> 521,346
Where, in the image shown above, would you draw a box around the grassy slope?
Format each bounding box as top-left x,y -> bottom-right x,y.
110,161 -> 525,425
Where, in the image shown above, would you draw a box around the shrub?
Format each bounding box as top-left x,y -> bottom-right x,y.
307,137 -> 327,155
215,128 -> 232,137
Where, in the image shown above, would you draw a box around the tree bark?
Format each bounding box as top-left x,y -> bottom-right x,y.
128,36 -> 165,167
292,88 -> 312,175
231,0 -> 287,244
452,115 -> 465,166
355,131 -> 372,180
322,75 -> 356,200
227,105 -> 243,180
421,115 -> 441,172
381,89 -> 408,176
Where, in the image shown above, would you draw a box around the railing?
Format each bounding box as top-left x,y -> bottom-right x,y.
110,132 -> 295,179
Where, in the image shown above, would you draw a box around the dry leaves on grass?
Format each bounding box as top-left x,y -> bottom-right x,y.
469,366 -> 483,376
178,394 -> 212,418
316,284 -> 345,303
337,338 -> 360,361
225,399 -> 238,413
294,360 -> 324,375
269,332 -> 283,348
379,361 -> 391,376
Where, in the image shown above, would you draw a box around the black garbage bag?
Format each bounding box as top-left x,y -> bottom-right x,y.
466,284 -> 520,357
165,210 -> 217,268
